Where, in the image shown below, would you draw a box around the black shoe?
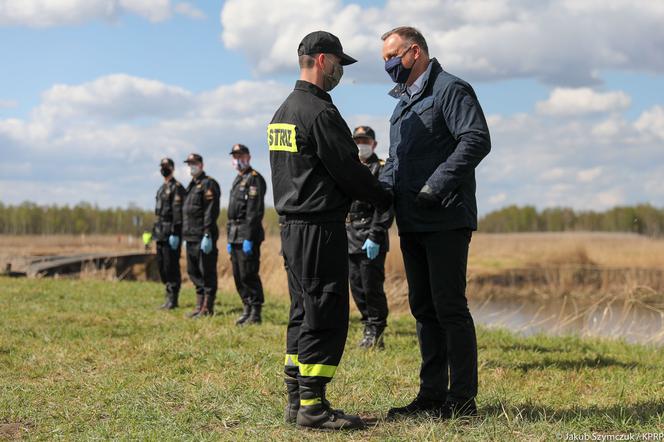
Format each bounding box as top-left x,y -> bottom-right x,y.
246,305 -> 262,325
235,304 -> 251,326
358,325 -> 385,349
443,399 -> 477,419
387,395 -> 447,420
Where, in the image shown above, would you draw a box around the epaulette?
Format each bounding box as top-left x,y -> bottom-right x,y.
251,170 -> 258,176
379,159 -> 386,166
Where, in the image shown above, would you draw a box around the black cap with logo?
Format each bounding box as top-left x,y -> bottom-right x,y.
184,153 -> 203,164
229,144 -> 250,155
352,126 -> 376,140
298,31 -> 357,65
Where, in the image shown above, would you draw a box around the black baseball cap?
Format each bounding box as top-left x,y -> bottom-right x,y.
184,153 -> 203,164
160,157 -> 174,168
298,31 -> 357,65
352,126 -> 376,140
229,144 -> 250,155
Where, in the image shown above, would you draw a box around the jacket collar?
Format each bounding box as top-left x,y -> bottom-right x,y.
190,171 -> 207,186
362,153 -> 379,165
295,80 -> 332,103
388,58 -> 439,101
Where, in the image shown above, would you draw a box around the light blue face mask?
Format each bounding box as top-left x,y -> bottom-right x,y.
232,158 -> 250,172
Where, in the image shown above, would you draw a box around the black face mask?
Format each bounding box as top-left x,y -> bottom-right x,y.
160,166 -> 172,177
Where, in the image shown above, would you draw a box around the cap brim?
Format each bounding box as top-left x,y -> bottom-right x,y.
339,53 -> 357,65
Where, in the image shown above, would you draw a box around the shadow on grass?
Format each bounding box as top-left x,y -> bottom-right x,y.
484,355 -> 638,371
481,399 -> 664,424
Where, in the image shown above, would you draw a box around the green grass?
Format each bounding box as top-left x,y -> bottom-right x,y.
1,277 -> 663,441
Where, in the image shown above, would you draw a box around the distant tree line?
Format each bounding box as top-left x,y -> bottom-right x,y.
478,204 -> 664,236
0,201 -> 282,236
2,201 -> 662,236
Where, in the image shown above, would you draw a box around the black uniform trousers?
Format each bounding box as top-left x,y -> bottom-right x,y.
186,240 -> 218,299
282,220 -> 349,390
230,242 -> 264,306
156,241 -> 181,296
348,252 -> 388,329
400,229 -> 477,402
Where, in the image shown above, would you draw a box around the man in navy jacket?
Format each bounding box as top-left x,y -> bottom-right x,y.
380,26 -> 491,419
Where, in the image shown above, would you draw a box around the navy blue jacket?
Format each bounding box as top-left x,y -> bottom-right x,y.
380,58 -> 491,233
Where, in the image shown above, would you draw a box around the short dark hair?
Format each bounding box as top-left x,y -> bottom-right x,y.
381,26 -> 429,55
298,54 -> 316,69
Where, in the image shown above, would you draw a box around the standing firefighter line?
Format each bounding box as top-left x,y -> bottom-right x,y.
269,31 -> 392,430
182,153 -> 221,318
226,143 -> 267,326
153,157 -> 186,310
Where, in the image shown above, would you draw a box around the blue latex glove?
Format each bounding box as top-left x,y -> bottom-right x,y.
200,234 -> 213,254
362,239 -> 380,260
242,239 -> 253,256
168,235 -> 180,250
227,243 -> 232,254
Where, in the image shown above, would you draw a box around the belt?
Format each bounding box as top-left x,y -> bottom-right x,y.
279,212 -> 345,224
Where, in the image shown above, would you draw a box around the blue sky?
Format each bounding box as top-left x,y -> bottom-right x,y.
1,0 -> 663,213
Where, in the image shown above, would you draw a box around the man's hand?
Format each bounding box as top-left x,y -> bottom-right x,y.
362,239 -> 380,260
168,235 -> 180,250
242,239 -> 253,256
415,184 -> 440,209
200,234 -> 213,254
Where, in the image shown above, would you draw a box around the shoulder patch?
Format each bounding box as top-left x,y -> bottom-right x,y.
248,186 -> 258,197
251,170 -> 257,176
268,123 -> 298,152
205,188 -> 215,200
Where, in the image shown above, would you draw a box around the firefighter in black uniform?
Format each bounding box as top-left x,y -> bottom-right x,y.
182,153 -> 221,318
226,143 -> 266,326
269,31 -> 392,430
346,126 -> 394,348
153,157 -> 186,310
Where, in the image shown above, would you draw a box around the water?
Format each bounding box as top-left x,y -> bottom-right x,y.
469,295 -> 664,346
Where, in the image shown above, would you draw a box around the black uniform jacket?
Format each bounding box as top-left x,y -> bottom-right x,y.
182,171 -> 221,242
268,80 -> 391,221
227,167 -> 266,244
346,154 -> 394,254
153,177 -> 185,241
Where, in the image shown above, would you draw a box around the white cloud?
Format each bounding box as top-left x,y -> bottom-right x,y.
220,0 -> 664,86
634,105 -> 664,141
0,0 -> 191,27
174,2 -> 205,20
488,192 -> 507,205
577,167 -> 602,183
477,105 -> 664,211
0,74 -> 292,208
536,88 -> 631,116
0,99 -> 17,108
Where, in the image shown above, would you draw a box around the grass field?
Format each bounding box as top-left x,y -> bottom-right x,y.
1,277 -> 663,440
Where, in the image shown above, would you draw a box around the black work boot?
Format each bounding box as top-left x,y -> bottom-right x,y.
284,377 -> 300,424
235,304 -> 251,326
296,384 -> 366,430
443,399 -> 478,419
158,293 -> 173,310
159,286 -> 179,310
194,295 -> 214,318
246,304 -> 262,325
358,325 -> 385,350
387,394 -> 447,420
187,294 -> 204,318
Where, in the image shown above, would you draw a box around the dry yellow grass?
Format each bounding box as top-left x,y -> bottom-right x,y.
3,231 -> 664,311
